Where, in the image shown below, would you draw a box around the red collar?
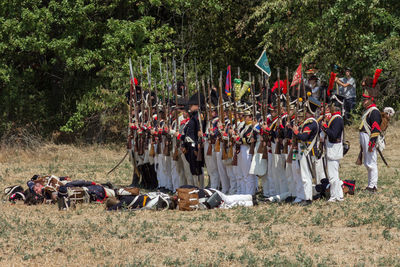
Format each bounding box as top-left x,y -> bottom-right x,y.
332,111 -> 341,116
366,103 -> 376,109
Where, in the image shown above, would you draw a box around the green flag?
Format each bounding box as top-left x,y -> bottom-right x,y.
255,50 -> 271,77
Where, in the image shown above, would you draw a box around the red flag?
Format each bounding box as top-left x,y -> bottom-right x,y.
327,72 -> 336,96
290,62 -> 302,87
372,69 -> 382,88
225,65 -> 231,94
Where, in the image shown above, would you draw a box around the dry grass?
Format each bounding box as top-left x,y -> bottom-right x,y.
1,124 -> 400,266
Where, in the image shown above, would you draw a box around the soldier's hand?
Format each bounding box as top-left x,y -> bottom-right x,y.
198,130 -> 203,137
292,125 -> 298,133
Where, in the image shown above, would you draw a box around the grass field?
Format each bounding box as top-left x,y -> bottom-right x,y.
1,124 -> 400,266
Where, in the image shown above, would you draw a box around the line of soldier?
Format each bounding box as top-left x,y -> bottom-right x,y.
126,60 -> 385,206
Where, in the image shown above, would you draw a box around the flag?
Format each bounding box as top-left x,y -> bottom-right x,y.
255,50 -> 271,76
372,69 -> 382,88
327,72 -> 336,96
225,65 -> 231,94
290,62 -> 302,87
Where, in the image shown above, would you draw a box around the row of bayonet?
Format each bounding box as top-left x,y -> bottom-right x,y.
127,56 -> 308,166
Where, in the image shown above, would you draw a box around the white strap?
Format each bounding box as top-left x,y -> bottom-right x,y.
127,195 -> 140,208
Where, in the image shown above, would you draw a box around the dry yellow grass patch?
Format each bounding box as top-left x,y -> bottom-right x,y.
1,125 -> 400,266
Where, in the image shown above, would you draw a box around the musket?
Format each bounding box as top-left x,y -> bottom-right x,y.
214,72 -> 222,153
257,72 -> 265,154
226,83 -> 234,160
249,73 -> 256,155
275,68 -> 283,155
138,59 -> 146,156
231,67 -> 241,166
287,80 -> 302,163
184,63 -> 188,102
262,75 -> 270,160
172,57 -> 181,161
195,59 -> 203,162
283,67 -> 290,154
147,64 -> 156,158
206,78 -> 214,156
127,58 -> 139,152
220,71 -> 228,161
160,60 -> 170,156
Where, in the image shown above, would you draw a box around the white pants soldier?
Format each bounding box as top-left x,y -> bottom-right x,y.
267,143 -> 277,196
326,140 -> 344,201
238,145 -> 257,195
359,132 -> 378,188
215,151 -> 230,194
293,147 -> 313,202
204,142 -> 220,189
226,165 -> 237,195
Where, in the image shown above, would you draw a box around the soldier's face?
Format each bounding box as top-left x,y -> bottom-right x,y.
363,98 -> 371,109
190,105 -> 199,112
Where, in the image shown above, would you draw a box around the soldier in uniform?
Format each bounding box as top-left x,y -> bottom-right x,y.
321,95 -> 345,202
204,105 -> 221,190
359,76 -> 382,192
291,97 -> 321,206
234,106 -> 257,196
183,94 -> 205,187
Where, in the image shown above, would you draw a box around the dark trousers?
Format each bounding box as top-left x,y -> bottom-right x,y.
344,97 -> 356,124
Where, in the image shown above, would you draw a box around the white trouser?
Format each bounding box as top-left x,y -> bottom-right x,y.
181,153 -> 194,186
154,145 -> 165,188
192,173 -> 204,188
216,151 -> 230,193
249,137 -> 268,176
204,142 -> 220,189
226,165 -> 237,195
285,160 -> 295,197
360,132 -> 378,188
267,151 -> 275,196
171,155 -> 184,192
238,145 -> 257,195
216,190 -> 253,208
267,192 -> 290,202
163,155 -> 173,191
327,159 -> 343,200
297,152 -> 313,201
315,157 -> 326,184
292,157 -> 301,200
276,153 -> 288,195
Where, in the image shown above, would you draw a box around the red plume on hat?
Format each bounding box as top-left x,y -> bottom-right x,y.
327,72 -> 336,96
372,69 -> 382,88
271,80 -> 286,93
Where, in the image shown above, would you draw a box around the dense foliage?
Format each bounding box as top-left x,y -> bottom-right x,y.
0,0 -> 399,142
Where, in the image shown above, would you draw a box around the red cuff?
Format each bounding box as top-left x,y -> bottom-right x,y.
177,134 -> 181,140
294,129 -> 299,135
